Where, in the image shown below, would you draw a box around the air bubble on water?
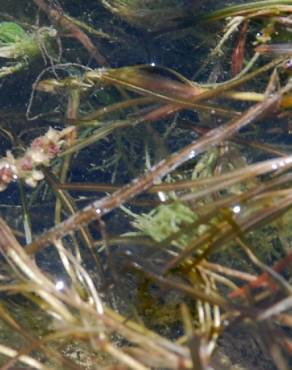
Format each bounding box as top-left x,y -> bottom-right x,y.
158,191 -> 167,202
232,205 -> 241,214
188,150 -> 196,159
55,280 -> 65,291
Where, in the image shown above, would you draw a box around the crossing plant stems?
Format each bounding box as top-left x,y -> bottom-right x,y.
0,1 -> 291,369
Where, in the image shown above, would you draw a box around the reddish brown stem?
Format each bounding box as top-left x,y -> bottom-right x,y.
33,0 -> 107,66
231,21 -> 248,76
229,251 -> 292,298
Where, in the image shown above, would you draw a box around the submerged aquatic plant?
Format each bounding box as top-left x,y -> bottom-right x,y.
0,126 -> 75,190
0,1 -> 291,370
0,21 -> 57,77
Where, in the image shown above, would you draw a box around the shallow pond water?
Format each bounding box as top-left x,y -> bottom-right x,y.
0,1 -> 290,370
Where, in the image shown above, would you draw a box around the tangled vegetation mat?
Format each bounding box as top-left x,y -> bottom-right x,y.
0,1 -> 291,369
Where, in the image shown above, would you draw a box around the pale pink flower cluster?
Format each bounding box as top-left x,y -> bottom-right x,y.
0,126 -> 75,191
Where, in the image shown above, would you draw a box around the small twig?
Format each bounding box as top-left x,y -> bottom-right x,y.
33,0 -> 107,65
